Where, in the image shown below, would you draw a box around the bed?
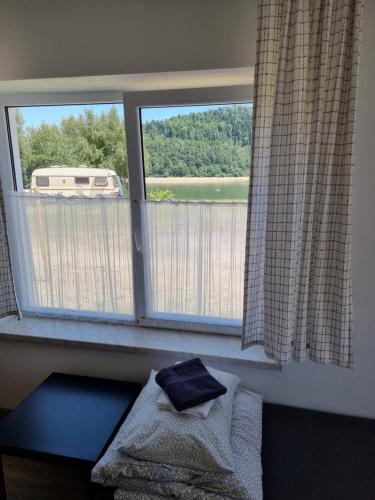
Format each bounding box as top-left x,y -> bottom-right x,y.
91,401 -> 375,500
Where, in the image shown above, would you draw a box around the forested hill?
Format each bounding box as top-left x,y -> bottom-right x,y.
16,105 -> 252,187
143,105 -> 252,177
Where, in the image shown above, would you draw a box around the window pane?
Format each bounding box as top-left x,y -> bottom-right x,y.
36,176 -> 49,187
141,104 -> 251,202
140,103 -> 252,323
7,103 -> 133,318
8,103 -> 129,197
75,176 -> 90,185
95,176 -> 108,187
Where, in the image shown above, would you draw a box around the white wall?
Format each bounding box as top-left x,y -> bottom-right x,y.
0,1 -> 374,418
0,0 -> 256,81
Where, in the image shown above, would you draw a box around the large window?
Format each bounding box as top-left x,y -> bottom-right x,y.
3,88 -> 252,333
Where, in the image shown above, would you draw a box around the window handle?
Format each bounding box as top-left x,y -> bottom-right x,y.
134,232 -> 142,253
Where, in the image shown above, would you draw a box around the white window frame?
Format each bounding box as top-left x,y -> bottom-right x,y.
0,91 -> 135,325
0,85 -> 252,336
125,86 -> 252,336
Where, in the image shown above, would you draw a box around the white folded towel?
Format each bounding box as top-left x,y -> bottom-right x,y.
156,388 -> 215,418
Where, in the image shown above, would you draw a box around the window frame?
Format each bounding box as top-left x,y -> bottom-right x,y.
125,86 -> 252,336
0,92 -> 133,325
0,86 -> 252,336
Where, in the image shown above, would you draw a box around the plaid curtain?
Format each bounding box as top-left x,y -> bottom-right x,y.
242,0 -> 363,368
0,183 -> 18,318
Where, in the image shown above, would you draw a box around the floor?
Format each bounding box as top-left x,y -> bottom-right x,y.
2,455 -> 86,500
0,408 -> 87,500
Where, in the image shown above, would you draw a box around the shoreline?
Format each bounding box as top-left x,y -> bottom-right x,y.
146,177 -> 249,184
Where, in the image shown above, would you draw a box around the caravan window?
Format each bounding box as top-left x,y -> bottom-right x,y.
75,176 -> 90,185
36,176 -> 49,187
94,176 -> 108,187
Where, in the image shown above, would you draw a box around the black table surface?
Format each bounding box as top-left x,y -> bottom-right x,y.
0,373 -> 141,465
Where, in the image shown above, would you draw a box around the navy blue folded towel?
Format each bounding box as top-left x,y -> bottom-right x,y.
155,357 -> 227,412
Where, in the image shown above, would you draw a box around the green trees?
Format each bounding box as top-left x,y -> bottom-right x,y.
142,105 -> 252,178
16,107 -> 128,187
16,105 -> 251,187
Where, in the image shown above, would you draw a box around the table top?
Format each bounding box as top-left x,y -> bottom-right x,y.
0,372 -> 141,465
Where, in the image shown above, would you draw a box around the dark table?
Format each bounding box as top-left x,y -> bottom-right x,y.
0,372 -> 141,499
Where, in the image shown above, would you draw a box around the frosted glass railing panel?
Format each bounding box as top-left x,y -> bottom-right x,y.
142,201 -> 247,322
8,195 -> 134,317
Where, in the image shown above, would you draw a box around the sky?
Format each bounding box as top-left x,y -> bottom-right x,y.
17,102 -> 252,128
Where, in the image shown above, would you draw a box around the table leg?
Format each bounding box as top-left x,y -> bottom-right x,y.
0,455 -> 6,500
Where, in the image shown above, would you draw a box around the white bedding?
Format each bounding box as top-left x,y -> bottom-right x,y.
92,388 -> 263,499
114,367 -> 239,476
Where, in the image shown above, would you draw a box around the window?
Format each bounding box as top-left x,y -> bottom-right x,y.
3,87 -> 252,334
95,176 -> 108,187
35,176 -> 49,187
5,102 -> 133,320
75,176 -> 90,185
139,104 -> 251,325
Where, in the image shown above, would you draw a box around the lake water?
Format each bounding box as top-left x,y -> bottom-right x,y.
145,178 -> 249,201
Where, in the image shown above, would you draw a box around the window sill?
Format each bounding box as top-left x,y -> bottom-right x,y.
0,315 -> 279,370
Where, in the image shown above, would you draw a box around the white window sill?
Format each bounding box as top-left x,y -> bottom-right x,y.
0,315 -> 279,370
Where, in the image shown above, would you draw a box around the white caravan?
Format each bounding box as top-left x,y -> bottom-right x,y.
30,166 -> 124,197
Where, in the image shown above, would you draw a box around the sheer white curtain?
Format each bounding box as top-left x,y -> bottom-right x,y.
242,0 -> 363,367
143,201 -> 246,323
8,194 -> 134,318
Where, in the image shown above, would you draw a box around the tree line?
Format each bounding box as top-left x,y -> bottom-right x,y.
16,105 -> 252,187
